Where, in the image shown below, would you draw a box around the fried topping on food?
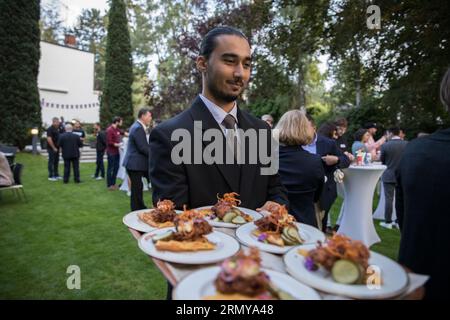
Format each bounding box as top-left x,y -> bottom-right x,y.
253,204 -> 303,246
214,248 -> 271,297
172,207 -> 213,241
307,234 -> 370,271
209,192 -> 252,223
138,199 -> 177,227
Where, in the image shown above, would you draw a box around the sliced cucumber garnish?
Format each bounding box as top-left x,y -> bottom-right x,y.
331,259 -> 361,284
222,211 -> 237,223
231,215 -> 246,224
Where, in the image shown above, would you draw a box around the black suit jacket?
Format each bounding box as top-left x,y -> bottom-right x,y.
316,134 -> 351,212
149,96 -> 288,210
396,128 -> 450,300
278,145 -> 325,227
124,121 -> 150,172
58,132 -> 82,159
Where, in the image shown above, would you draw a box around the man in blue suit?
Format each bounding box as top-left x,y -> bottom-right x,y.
124,108 -> 152,211
304,114 -> 351,231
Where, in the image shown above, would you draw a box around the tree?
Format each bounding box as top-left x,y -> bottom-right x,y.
71,8 -> 107,91
39,0 -> 64,44
0,0 -> 42,149
100,0 -> 133,128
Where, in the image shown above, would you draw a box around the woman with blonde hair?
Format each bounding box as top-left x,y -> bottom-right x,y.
276,110 -> 325,227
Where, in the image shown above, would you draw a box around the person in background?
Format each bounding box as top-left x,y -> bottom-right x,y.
106,116 -> 123,190
334,118 -> 350,153
304,114 -> 351,232
318,121 -> 338,140
59,116 -> 66,133
72,120 -> 86,143
93,122 -> 106,180
396,68 -> 450,299
124,108 -> 152,211
58,124 -> 83,184
352,128 -> 370,156
399,127 -> 406,140
364,122 -> 386,160
46,117 -> 63,181
277,110 -> 325,227
379,127 -> 408,230
261,114 -> 274,128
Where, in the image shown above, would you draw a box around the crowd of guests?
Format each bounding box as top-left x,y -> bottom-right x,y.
38,25 -> 449,300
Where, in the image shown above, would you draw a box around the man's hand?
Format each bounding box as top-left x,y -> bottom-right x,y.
53,147 -> 58,152
344,151 -> 354,162
321,155 -> 339,166
256,201 -> 282,216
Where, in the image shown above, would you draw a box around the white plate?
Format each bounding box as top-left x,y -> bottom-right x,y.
123,209 -> 182,233
173,266 -> 321,300
138,228 -> 240,264
283,244 -> 409,299
196,206 -> 263,229
235,222 -> 326,254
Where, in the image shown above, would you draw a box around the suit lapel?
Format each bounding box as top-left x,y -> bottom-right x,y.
188,96 -> 241,192
237,109 -> 258,201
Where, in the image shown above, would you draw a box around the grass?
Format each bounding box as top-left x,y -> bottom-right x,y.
0,153 -> 400,299
0,153 -> 166,299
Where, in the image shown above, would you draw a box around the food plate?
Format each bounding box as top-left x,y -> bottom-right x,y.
173,266 -> 321,300
283,244 -> 409,299
138,228 -> 240,264
235,222 -> 325,254
196,206 -> 262,228
123,209 -> 183,233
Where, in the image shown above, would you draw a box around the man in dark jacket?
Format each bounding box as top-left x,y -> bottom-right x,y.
93,122 -> 106,180
124,108 -> 152,211
304,114 -> 351,231
396,68 -> 450,300
379,127 -> 408,229
58,124 -> 83,184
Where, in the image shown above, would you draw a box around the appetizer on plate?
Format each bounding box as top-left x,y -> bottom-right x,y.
204,248 -> 294,300
252,204 -> 304,246
206,192 -> 253,225
151,208 -> 215,252
138,199 -> 178,228
301,233 -> 371,285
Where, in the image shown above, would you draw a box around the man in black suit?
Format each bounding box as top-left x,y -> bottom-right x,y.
149,26 -> 288,211
379,127 -> 408,229
58,124 -> 83,184
124,108 -> 152,211
303,114 -> 351,231
396,69 -> 450,299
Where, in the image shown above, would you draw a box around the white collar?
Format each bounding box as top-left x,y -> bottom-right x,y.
137,119 -> 147,130
391,136 -> 401,140
199,94 -> 238,128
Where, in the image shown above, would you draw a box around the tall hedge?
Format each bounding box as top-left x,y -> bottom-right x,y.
100,0 -> 133,128
0,0 -> 42,149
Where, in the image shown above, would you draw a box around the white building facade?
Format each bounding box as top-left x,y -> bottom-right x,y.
38,41 -> 100,126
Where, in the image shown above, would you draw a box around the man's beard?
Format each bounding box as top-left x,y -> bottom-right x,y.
206,72 -> 244,103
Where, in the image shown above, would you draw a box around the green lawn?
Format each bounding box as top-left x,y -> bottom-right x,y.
0,153 -> 400,299
0,153 -> 166,299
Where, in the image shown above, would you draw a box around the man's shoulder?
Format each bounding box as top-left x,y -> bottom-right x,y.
238,109 -> 270,130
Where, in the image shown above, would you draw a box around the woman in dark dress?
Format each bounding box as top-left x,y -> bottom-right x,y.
275,110 -> 325,228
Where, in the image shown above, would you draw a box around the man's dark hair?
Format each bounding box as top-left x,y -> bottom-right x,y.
354,128 -> 368,141
138,107 -> 151,119
440,68 -> 450,113
318,121 -> 337,139
112,116 -> 122,124
95,122 -> 101,127
390,127 -> 401,136
200,26 -> 249,60
363,122 -> 377,129
334,117 -> 348,128
305,113 -> 315,126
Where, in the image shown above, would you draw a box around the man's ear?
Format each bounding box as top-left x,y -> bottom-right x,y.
196,56 -> 207,73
